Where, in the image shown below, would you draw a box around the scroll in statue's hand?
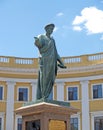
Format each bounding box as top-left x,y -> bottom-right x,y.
34,37 -> 39,41
34,37 -> 41,48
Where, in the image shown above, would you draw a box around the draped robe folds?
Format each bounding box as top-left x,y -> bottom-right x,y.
36,35 -> 58,99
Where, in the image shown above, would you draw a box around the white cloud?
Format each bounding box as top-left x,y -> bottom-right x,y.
72,16 -> 85,25
56,12 -> 64,17
73,26 -> 82,31
72,7 -> 103,34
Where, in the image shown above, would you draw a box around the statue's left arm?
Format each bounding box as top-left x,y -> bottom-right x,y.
52,38 -> 66,69
57,54 -> 67,68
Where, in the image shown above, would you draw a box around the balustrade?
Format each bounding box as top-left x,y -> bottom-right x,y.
63,56 -> 81,63
1,52 -> 103,67
88,53 -> 103,61
0,56 -> 9,63
15,58 -> 33,64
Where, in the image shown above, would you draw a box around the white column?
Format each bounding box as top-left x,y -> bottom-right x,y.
56,82 -> 64,101
6,81 -> 15,130
31,82 -> 37,101
80,80 -> 90,130
91,113 -> 95,130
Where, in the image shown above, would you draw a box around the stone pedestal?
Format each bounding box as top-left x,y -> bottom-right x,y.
15,101 -> 78,130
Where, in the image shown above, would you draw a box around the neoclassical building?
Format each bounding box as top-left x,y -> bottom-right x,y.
0,52 -> 103,130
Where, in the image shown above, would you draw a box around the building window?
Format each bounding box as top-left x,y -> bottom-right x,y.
70,117 -> 78,130
93,84 -> 102,99
0,118 -> 2,130
18,88 -> 28,101
94,116 -> 103,130
17,118 -> 22,130
0,86 -> 3,100
68,87 -> 78,100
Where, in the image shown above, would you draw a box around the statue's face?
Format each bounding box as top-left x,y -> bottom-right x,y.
46,26 -> 54,35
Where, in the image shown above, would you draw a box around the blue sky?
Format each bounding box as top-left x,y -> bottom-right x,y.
0,0 -> 103,58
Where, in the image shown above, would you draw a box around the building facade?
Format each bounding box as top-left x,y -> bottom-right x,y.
0,52 -> 103,130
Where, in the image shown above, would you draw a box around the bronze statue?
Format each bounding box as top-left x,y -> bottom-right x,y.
34,23 -> 66,100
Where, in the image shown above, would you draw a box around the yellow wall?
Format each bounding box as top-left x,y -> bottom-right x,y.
90,100 -> 103,112
0,102 -> 6,112
1,53 -> 103,130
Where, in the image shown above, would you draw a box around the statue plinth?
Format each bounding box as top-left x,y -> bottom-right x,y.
15,100 -> 78,130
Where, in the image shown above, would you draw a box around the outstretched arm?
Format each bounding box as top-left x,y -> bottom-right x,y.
34,37 -> 42,48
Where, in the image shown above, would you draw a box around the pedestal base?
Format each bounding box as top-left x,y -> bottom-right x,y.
15,101 -> 78,130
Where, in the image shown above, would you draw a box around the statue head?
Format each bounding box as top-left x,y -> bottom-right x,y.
44,23 -> 55,31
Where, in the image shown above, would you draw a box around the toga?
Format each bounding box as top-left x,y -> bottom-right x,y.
35,34 -> 60,99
